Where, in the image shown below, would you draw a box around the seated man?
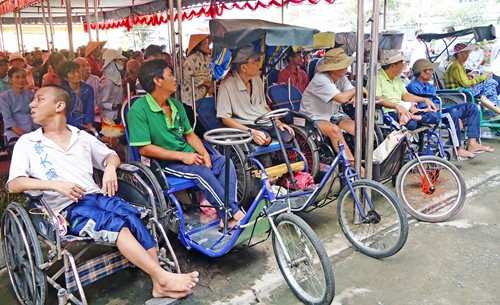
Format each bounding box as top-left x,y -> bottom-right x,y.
7,85 -> 199,299
376,50 -> 440,130
277,49 -> 309,93
445,43 -> 500,119
217,45 -> 295,146
0,67 -> 37,145
300,48 -> 366,168
407,59 -> 493,157
126,60 -> 245,228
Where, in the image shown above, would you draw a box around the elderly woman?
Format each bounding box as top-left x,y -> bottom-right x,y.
181,34 -> 213,135
97,48 -> 127,122
41,52 -> 66,87
445,43 -> 500,119
85,41 -> 106,77
8,52 -> 36,90
0,67 -> 37,145
58,61 -> 94,130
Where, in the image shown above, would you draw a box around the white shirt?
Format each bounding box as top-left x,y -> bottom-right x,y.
300,73 -> 353,121
8,125 -> 117,213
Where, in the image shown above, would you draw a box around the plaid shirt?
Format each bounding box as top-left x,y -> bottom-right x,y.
445,60 -> 488,89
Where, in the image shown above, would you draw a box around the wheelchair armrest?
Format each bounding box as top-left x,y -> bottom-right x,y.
117,163 -> 140,174
23,190 -> 43,200
415,93 -> 438,99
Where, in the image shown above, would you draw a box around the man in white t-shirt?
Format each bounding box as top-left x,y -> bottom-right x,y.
300,48 -> 367,170
7,85 -> 199,299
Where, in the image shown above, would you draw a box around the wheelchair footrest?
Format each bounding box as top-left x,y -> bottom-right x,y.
252,161 -> 305,180
65,250 -> 133,293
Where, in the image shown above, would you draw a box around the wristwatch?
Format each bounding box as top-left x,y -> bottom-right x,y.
247,128 -> 252,134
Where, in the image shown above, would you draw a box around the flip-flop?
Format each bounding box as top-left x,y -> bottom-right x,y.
484,146 -> 495,152
470,149 -> 484,154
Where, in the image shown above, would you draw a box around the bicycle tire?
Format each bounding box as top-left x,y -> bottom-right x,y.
395,155 -> 466,222
291,125 -> 320,179
272,213 -> 335,305
337,180 -> 408,258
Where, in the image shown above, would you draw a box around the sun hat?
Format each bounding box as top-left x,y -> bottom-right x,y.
380,49 -> 407,66
85,41 -> 106,57
317,48 -> 354,73
8,52 -> 25,62
144,44 -> 166,59
232,45 -> 264,64
102,48 -> 127,68
453,43 -> 475,54
187,34 -> 210,56
412,58 -> 440,74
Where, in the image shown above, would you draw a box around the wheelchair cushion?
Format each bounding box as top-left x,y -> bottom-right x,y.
165,175 -> 197,193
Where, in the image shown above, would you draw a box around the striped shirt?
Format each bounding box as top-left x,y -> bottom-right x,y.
445,60 -> 488,89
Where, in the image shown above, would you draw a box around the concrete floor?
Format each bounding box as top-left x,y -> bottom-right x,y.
1,135 -> 500,305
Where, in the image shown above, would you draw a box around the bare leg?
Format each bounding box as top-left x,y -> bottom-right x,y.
317,121 -> 365,176
116,228 -> 199,298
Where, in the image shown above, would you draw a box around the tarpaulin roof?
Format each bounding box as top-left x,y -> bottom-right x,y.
0,0 -> 336,31
419,25 -> 496,42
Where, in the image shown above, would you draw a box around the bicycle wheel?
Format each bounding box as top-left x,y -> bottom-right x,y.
292,126 -> 320,179
272,213 -> 335,305
395,155 -> 466,222
337,180 -> 408,258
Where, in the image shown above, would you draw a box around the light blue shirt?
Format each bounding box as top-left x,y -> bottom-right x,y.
0,89 -> 37,141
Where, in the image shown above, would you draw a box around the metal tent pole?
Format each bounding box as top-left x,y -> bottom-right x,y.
14,11 -> 21,52
41,0 -> 51,51
93,0 -> 100,41
65,0 -> 75,59
383,0 -> 387,30
176,0 -> 184,101
84,0 -> 92,42
0,18 -> 5,52
364,0 -> 381,180
46,0 -> 55,52
168,0 -> 177,75
354,0 -> 365,175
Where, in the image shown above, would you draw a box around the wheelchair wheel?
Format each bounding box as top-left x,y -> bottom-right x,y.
272,213 -> 335,305
337,180 -> 408,258
441,95 -> 463,107
395,155 -> 466,222
225,144 -> 260,210
291,126 -> 320,179
121,162 -> 174,232
1,202 -> 47,305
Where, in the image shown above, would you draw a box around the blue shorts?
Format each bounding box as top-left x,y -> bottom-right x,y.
63,194 -> 156,250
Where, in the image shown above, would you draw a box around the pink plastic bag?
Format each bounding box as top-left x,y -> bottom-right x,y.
279,172 -> 315,190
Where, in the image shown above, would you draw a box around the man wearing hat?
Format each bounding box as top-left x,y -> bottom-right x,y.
407,58 -> 492,157
9,52 -> 36,90
85,41 -> 106,77
445,43 -> 500,119
376,49 -> 439,128
144,44 -> 168,62
0,55 -> 12,94
278,48 -> 309,93
217,45 -> 294,146
300,48 -> 365,168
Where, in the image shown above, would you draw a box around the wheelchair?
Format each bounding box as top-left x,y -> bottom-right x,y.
194,96 -> 309,209
1,164 -> 180,305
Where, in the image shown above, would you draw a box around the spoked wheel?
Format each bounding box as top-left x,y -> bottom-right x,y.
1,202 -> 47,305
337,180 -> 409,258
291,126 -> 320,179
272,213 -> 335,305
121,162 -> 176,233
223,144 -> 260,210
441,95 -> 464,107
395,155 -> 466,222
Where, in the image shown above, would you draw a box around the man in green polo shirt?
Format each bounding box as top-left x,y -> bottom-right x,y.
376,49 -> 438,129
126,59 -> 245,228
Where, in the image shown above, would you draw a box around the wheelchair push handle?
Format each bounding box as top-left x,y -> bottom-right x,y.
203,128 -> 253,146
254,108 -> 290,125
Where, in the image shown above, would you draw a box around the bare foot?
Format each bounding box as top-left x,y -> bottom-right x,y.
457,148 -> 475,159
152,270 -> 199,298
220,210 -> 245,229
